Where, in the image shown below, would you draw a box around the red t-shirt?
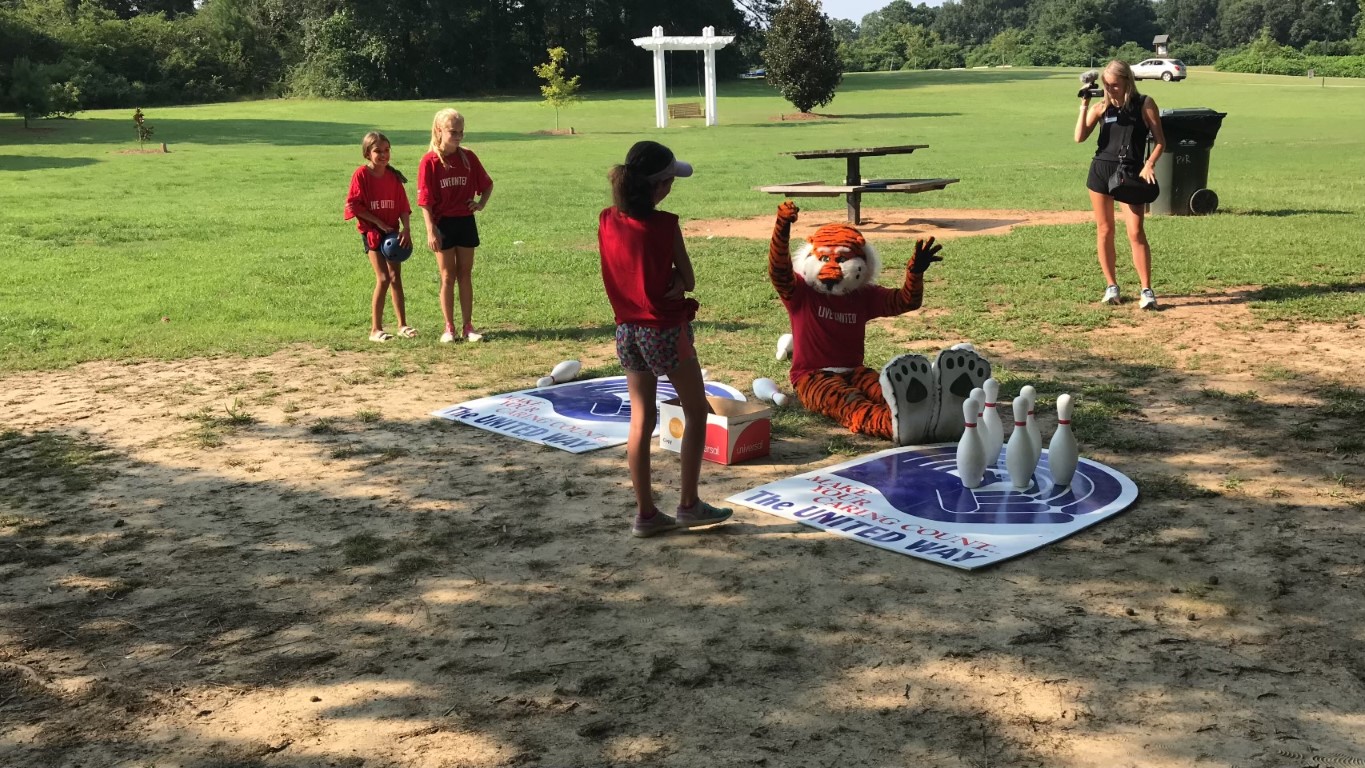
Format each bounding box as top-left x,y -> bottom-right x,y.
784,280 -> 901,385
598,207 -> 697,327
344,166 -> 411,249
417,148 -> 492,218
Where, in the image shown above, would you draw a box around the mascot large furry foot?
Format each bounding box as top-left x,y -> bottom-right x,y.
768,201 -> 991,446
928,347 -> 992,442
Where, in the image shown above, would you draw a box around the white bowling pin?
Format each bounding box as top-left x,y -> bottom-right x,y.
700,368 -> 711,381
776,333 -> 794,360
1048,393 -> 1079,487
1020,385 -> 1042,467
752,377 -> 789,407
536,376 -> 555,388
956,397 -> 987,489
980,378 -> 1004,467
1005,396 -> 1035,491
550,359 -> 581,383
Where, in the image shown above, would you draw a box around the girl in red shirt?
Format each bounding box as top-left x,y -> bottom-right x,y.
344,131 -> 414,342
417,109 -> 494,343
599,141 -> 732,538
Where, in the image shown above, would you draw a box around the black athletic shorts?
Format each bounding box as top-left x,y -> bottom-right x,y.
436,215 -> 480,250
1087,157 -> 1120,196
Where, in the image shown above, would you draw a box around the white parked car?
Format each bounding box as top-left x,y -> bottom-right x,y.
1131,58 -> 1187,82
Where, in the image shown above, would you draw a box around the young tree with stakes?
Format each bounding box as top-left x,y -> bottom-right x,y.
533,46 -> 581,131
133,108 -> 154,149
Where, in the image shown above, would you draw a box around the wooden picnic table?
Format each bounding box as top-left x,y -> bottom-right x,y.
756,144 -> 959,225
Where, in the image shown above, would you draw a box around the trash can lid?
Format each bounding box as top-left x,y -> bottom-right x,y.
1160,108 -> 1227,119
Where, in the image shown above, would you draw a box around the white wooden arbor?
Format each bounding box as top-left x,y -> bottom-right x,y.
631,26 -> 735,128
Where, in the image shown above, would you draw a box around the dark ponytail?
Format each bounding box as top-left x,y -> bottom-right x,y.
608,163 -> 657,219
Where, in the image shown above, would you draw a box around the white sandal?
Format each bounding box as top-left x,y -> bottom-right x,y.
369,330 -> 393,342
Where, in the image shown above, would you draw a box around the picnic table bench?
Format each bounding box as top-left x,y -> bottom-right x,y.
756,144 -> 959,225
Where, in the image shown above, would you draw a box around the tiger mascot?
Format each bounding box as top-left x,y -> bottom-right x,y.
768,201 -> 990,446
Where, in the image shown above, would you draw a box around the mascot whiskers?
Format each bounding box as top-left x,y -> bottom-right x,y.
768,201 -> 991,445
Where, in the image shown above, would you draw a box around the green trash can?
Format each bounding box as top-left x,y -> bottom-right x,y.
1150,108 -> 1226,215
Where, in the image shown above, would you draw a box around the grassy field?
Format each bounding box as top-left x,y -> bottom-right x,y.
1,67 -> 1363,374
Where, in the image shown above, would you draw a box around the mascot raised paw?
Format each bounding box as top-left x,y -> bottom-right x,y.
767,201 -> 990,446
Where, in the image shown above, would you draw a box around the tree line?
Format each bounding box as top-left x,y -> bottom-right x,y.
3,0 -> 1364,122
833,0 -> 1363,72
1,0 -> 754,119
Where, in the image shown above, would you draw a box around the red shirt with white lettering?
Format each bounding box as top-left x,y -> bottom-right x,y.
417,148 -> 492,218
344,166 -> 410,249
784,281 -> 900,385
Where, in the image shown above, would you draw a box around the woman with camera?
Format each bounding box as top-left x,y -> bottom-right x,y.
1075,60 -> 1167,310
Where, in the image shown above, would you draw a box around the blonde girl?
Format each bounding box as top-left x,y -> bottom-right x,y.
416,109 -> 494,343
344,131 -> 415,341
1075,60 -> 1167,310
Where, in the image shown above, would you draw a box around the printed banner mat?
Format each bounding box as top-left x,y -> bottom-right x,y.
432,377 -> 745,453
727,444 -> 1138,570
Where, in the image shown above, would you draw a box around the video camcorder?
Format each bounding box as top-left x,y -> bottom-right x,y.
1077,69 -> 1102,99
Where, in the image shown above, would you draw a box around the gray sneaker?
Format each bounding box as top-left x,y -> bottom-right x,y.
631,510 -> 678,538
1139,288 -> 1158,310
1100,285 -> 1121,305
676,500 -> 733,529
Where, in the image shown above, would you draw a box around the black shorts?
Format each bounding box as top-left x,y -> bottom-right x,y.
436,215 -> 480,250
1087,157 -> 1124,196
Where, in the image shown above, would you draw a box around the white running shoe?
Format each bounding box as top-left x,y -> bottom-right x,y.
440,329 -> 456,344
1100,285 -> 1121,305
1139,288 -> 1158,310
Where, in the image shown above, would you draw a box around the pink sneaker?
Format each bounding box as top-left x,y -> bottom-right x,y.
631,509 -> 678,538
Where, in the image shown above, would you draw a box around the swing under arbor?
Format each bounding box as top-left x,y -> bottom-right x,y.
631,26 -> 734,128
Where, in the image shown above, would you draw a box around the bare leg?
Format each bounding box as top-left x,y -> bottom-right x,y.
624,369 -> 659,517
367,250 -> 391,333
1120,201 -> 1152,289
387,260 -> 408,328
435,248 -> 458,333
665,356 -> 709,509
1089,190 -> 1118,287
454,246 -> 477,330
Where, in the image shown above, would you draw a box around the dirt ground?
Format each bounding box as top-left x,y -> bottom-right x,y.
4,280 -> 1365,766
684,207 -> 1094,241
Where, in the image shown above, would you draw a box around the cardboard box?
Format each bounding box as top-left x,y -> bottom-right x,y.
659,396 -> 772,465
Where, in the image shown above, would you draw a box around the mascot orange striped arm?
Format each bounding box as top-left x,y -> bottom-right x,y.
768,201 -> 991,446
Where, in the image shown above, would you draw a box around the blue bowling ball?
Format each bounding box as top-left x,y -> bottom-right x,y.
380,231 -> 412,262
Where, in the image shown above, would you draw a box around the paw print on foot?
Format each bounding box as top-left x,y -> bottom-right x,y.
880,353 -> 934,446
928,348 -> 992,443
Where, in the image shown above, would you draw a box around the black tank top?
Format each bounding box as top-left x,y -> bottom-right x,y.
1094,94 -> 1148,163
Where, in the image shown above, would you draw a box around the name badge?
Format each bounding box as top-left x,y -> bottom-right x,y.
1103,115 -> 1118,124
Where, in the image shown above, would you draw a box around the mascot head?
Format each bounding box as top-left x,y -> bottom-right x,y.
792,223 -> 881,296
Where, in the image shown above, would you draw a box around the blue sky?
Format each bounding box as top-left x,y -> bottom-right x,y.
818,0 -> 944,23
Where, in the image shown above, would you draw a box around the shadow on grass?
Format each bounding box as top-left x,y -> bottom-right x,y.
155,120 -> 547,148
1226,208 -> 1354,217
4,352 -> 1365,765
1249,281 -> 1365,301
0,118 -> 547,148
0,155 -> 101,172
